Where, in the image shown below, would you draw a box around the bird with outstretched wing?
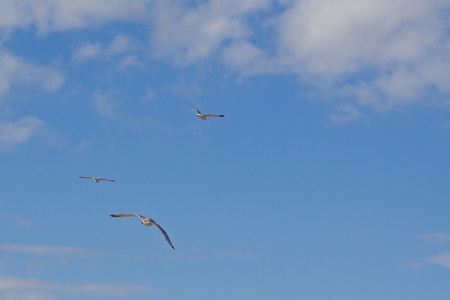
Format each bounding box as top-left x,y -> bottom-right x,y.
186,101 -> 224,120
110,213 -> 175,249
79,176 -> 115,183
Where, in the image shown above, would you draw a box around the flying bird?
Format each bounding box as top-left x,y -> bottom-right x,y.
110,213 -> 175,249
79,176 -> 115,183
186,101 -> 224,120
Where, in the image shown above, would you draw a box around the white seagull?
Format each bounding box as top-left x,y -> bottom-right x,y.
110,213 -> 175,249
186,101 -> 224,120
79,176 -> 115,183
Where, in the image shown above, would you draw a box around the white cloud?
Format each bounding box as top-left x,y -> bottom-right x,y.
151,0 -> 271,63
142,86 -> 156,103
72,35 -> 138,62
1,0 -> 448,122
71,42 -> 102,62
0,116 -> 44,149
92,89 -> 156,130
270,0 -> 450,116
276,0 -> 448,74
219,0 -> 449,120
93,89 -> 121,119
0,276 -> 150,299
0,116 -> 65,150
0,51 -> 64,96
427,252 -> 450,268
222,40 -> 273,75
419,233 -> 450,245
71,35 -> 142,69
328,105 -> 363,123
105,35 -> 138,56
72,138 -> 95,152
0,0 -> 151,34
0,244 -> 100,258
117,55 -> 143,70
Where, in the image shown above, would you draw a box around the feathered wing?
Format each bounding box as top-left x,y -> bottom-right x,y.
110,214 -> 175,249
110,213 -> 144,220
203,114 -> 224,118
186,101 -> 202,115
151,219 -> 175,250
98,178 -> 115,182
79,176 -> 93,179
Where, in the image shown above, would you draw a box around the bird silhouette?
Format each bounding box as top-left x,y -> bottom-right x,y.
79,176 -> 115,183
110,213 -> 175,249
186,101 -> 224,120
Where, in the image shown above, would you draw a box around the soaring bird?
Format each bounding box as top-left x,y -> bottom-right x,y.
186,101 -> 224,120
110,213 -> 175,249
79,176 -> 115,183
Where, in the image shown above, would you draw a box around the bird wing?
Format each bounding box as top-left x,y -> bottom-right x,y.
110,213 -> 145,220
150,219 -> 175,250
186,101 -> 202,115
79,176 -> 93,179
98,178 -> 115,182
202,114 -> 224,118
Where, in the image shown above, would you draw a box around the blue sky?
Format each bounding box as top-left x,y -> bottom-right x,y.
0,0 -> 449,299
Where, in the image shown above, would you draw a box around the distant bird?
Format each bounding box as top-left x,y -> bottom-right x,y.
79,176 -> 115,183
186,101 -> 224,120
110,213 -> 175,249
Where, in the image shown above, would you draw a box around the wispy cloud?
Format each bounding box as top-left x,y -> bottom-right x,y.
417,234 -> 450,269
0,0 -> 151,34
427,252 -> 450,269
92,89 -> 160,130
419,233 -> 450,245
0,276 -> 150,299
0,116 -> 44,149
105,35 -> 139,56
222,40 -> 273,75
71,42 -> 102,62
151,0 -> 271,64
72,35 -> 142,69
221,0 -> 450,120
0,51 -> 64,96
72,138 -> 95,152
0,244 -> 101,258
1,0 -> 448,123
328,105 -> 364,124
0,116 -> 66,151
277,0 -> 449,117
93,89 -> 121,119
117,55 -> 143,70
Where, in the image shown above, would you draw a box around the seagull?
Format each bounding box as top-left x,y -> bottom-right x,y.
186,101 -> 224,120
110,213 -> 175,249
79,176 -> 115,183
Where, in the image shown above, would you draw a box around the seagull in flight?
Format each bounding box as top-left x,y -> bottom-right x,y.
186,101 -> 224,120
79,176 -> 115,183
110,213 -> 175,249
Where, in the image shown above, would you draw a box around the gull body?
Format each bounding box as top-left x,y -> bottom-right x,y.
79,176 -> 115,183
110,213 -> 175,249
186,101 -> 224,120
